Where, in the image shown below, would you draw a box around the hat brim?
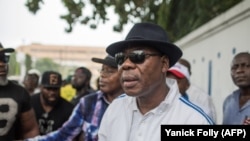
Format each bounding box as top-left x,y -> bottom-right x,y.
0,48 -> 15,53
168,70 -> 185,79
42,85 -> 61,88
106,39 -> 182,67
91,57 -> 117,68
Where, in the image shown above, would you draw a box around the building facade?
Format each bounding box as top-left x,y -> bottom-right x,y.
16,43 -> 107,89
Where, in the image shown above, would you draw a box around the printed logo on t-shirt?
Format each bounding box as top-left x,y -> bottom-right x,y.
0,98 -> 18,135
38,113 -> 55,135
49,74 -> 59,85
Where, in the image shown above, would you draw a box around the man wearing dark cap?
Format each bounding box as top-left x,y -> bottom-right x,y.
25,55 -> 124,141
0,43 -> 39,140
30,71 -> 74,135
98,22 -> 214,141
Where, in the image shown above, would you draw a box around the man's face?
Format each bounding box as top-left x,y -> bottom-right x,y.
166,72 -> 189,95
231,54 -> 250,88
41,86 -> 60,106
23,74 -> 39,90
71,69 -> 88,90
98,64 -> 121,94
115,46 -> 168,97
0,53 -> 9,85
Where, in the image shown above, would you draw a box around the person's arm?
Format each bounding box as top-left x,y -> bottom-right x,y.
243,116 -> 250,125
20,108 -> 39,139
25,102 -> 84,141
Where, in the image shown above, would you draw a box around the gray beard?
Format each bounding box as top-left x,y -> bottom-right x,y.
0,77 -> 8,86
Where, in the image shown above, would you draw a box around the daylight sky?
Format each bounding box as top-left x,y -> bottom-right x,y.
0,0 -> 131,48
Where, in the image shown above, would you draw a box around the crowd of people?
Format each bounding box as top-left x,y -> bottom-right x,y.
0,22 -> 249,141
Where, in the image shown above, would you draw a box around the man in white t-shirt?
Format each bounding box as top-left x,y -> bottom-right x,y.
178,58 -> 217,123
167,61 -> 216,123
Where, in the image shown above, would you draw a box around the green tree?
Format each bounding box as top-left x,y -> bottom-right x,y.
8,52 -> 21,76
34,58 -> 60,73
25,0 -> 242,42
26,57 -> 77,79
25,54 -> 32,73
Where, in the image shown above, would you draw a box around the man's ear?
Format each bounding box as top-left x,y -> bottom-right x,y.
161,55 -> 170,73
185,79 -> 190,90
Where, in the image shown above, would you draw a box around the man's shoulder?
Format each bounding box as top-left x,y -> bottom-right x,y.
80,91 -> 100,104
7,80 -> 27,91
108,94 -> 130,109
2,81 -> 30,98
59,97 -> 74,107
223,89 -> 239,103
178,97 -> 214,124
188,84 -> 208,95
187,84 -> 212,102
30,93 -> 40,102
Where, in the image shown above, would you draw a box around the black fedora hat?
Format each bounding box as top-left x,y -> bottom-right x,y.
106,22 -> 182,67
91,55 -> 117,68
0,43 -> 15,53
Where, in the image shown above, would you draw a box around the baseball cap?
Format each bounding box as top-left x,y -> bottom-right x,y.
41,71 -> 62,88
0,43 -> 14,63
168,62 -> 190,82
28,69 -> 41,78
91,55 -> 117,68
0,43 -> 15,53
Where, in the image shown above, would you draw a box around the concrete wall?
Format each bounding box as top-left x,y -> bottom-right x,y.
175,0 -> 250,124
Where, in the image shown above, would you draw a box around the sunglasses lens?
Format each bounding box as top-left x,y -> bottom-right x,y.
115,51 -> 147,65
5,56 -> 9,63
0,55 -> 9,63
129,51 -> 145,64
115,53 -> 125,65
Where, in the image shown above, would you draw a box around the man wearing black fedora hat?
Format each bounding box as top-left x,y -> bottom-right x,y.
98,22 -> 214,141
0,43 -> 39,140
25,55 -> 124,141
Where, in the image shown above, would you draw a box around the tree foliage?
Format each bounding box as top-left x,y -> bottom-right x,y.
25,0 -> 242,42
8,53 -> 21,76
34,58 -> 60,74
25,54 -> 32,73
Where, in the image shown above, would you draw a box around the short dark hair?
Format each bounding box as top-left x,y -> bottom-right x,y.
76,67 -> 92,81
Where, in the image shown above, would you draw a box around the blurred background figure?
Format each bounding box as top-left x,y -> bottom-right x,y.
0,43 -> 39,140
70,66 -> 95,106
167,62 -> 191,97
23,69 -> 41,96
167,62 -> 215,123
223,52 -> 250,125
30,70 -> 74,135
178,58 -> 217,123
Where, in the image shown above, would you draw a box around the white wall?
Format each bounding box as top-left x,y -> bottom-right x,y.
175,0 -> 250,124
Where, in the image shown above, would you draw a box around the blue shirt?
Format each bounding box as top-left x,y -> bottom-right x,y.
223,89 -> 250,124
25,90 -> 110,141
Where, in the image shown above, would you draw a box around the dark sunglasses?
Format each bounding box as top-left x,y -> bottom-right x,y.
115,50 -> 161,65
0,55 -> 10,63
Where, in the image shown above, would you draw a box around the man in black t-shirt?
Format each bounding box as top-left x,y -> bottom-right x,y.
31,70 -> 74,135
0,43 -> 39,141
